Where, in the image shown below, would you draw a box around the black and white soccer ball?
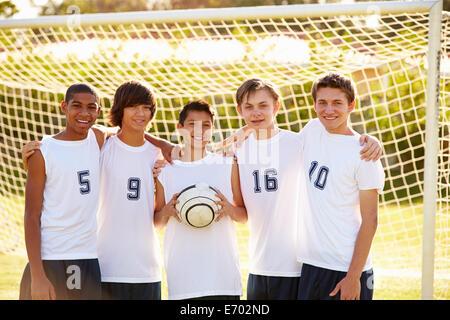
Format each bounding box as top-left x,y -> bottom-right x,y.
175,182 -> 221,228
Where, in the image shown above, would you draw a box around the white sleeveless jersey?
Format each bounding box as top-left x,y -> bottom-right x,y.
97,136 -> 162,283
234,129 -> 304,277
39,129 -> 99,260
297,119 -> 385,272
158,153 -> 242,300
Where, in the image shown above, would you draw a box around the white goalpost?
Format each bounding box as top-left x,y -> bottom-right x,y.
421,0 -> 443,301
0,1 -> 447,299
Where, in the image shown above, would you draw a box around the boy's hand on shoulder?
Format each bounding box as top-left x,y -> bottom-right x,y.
160,143 -> 182,164
214,144 -> 235,158
212,125 -> 252,156
153,159 -> 167,178
359,134 -> 382,162
22,141 -> 42,171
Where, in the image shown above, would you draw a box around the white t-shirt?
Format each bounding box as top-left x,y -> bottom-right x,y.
97,136 -> 162,283
158,153 -> 242,300
39,129 -> 99,260
234,129 -> 303,277
297,119 -> 385,272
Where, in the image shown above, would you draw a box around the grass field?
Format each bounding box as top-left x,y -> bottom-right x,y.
0,202 -> 448,300
0,250 -> 445,300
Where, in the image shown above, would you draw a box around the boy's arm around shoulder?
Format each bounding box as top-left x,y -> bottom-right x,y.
91,125 -> 118,150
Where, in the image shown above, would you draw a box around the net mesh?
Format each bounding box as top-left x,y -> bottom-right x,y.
0,7 -> 448,299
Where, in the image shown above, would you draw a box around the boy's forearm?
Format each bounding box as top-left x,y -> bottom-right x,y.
230,206 -> 247,224
24,213 -> 46,279
145,133 -> 169,149
346,218 -> 377,279
153,210 -> 169,229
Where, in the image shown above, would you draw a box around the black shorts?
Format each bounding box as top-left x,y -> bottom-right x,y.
101,282 -> 161,300
19,259 -> 101,300
297,263 -> 374,300
247,274 -> 300,300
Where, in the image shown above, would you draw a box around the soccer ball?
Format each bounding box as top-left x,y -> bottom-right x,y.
175,182 -> 221,228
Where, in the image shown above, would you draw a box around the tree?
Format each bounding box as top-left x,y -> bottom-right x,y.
171,0 -> 450,11
35,0 -> 155,15
0,0 -> 18,18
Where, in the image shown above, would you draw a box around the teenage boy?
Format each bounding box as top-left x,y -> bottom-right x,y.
296,72 -> 385,300
233,78 -> 382,300
20,83 -> 103,300
97,80 -> 163,300
154,100 -> 246,300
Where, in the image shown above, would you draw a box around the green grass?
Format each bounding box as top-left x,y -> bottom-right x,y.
0,253 -> 27,300
0,202 -> 448,300
0,252 -> 440,300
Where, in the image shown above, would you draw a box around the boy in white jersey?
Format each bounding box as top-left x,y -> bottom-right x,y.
20,84 -> 104,300
233,79 -> 304,300
98,81 -> 162,300
97,80 -> 163,300
233,78 -> 382,300
20,83 -> 176,300
154,100 -> 247,300
297,72 -> 385,300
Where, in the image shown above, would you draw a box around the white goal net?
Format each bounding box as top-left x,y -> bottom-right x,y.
0,1 -> 448,299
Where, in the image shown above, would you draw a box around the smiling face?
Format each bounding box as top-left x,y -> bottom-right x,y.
314,87 -> 355,135
108,80 -> 156,129
61,92 -> 100,138
121,104 -> 153,133
237,88 -> 280,132
177,110 -> 213,150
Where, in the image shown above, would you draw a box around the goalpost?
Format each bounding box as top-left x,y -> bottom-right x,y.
0,1 -> 447,299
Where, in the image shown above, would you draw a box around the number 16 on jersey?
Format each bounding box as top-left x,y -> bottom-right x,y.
252,169 -> 278,193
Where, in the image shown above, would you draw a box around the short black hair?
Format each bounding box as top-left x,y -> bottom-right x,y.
65,83 -> 98,103
178,100 -> 214,126
108,80 -> 156,127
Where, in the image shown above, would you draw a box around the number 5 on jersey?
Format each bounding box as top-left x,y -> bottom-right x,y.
77,170 -> 90,195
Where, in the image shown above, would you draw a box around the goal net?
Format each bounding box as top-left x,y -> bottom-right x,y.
0,1 -> 448,299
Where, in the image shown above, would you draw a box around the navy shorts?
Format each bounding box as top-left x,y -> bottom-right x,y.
101,282 -> 161,300
297,263 -> 374,300
19,259 -> 102,300
247,274 -> 300,300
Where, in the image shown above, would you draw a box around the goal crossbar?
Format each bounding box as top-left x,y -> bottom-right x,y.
0,1 -> 439,29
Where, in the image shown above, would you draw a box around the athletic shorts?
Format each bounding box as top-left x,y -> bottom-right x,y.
101,282 -> 161,300
297,263 -> 374,300
247,273 -> 300,300
19,259 -> 101,300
